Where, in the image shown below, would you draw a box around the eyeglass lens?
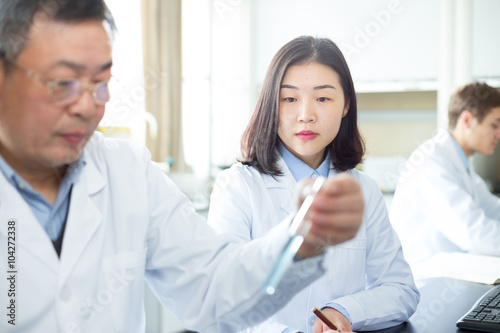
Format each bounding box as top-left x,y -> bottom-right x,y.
93,82 -> 110,104
51,80 -> 110,105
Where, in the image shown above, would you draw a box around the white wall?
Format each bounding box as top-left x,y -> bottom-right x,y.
102,0 -> 148,146
472,0 -> 500,79
251,0 -> 440,89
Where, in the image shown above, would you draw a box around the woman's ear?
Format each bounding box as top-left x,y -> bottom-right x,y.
342,102 -> 350,118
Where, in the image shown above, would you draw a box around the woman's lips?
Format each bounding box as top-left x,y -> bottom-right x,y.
296,130 -> 318,140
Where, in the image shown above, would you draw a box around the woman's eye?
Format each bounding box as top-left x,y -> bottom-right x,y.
283,97 -> 296,102
317,97 -> 329,102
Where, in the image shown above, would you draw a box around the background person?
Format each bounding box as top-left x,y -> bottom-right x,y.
208,36 -> 419,333
0,2 -> 364,332
390,82 -> 500,266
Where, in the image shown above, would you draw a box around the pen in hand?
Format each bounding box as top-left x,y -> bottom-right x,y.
312,307 -> 341,332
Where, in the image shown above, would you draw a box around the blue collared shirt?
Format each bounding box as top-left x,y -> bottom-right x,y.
450,133 -> 470,173
279,142 -> 331,181
279,143 -> 353,331
0,153 -> 85,241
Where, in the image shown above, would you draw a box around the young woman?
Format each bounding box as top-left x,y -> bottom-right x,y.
207,36 -> 419,333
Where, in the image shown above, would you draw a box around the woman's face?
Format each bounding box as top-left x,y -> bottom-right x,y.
278,62 -> 348,169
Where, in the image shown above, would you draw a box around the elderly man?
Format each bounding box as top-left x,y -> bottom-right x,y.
0,1 -> 364,332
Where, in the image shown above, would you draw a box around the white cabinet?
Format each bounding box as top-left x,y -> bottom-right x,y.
251,0 -> 500,91
472,0 -> 500,81
251,0 -> 440,92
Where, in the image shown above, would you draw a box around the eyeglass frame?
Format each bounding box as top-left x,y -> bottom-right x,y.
0,51 -> 112,106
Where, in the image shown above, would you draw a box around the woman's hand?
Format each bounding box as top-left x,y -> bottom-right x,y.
313,307 -> 355,333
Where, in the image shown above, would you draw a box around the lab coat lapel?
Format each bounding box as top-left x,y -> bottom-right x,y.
443,133 -> 476,198
0,175 -> 59,273
270,157 -> 337,216
58,158 -> 106,285
269,158 -> 297,216
468,161 -> 479,200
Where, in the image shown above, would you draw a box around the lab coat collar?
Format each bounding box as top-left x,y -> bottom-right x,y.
449,134 -> 470,173
0,145 -> 107,284
0,174 -> 60,273
58,149 -> 106,286
262,157 -> 337,216
260,158 -> 296,216
440,131 -> 472,173
439,131 -> 476,197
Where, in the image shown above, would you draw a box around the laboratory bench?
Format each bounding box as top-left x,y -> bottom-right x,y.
360,277 -> 494,333
168,278 -> 495,333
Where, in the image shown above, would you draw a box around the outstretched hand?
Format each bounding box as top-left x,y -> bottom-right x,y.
296,173 -> 364,258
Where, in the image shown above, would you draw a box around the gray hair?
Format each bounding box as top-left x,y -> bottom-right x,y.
0,0 -> 115,64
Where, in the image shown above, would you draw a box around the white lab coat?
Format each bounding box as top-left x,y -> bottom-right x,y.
208,159 -> 419,333
0,132 -> 327,333
390,130 -> 500,266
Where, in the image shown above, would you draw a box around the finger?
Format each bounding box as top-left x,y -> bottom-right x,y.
309,209 -> 364,228
311,190 -> 364,214
313,319 -> 335,333
306,213 -> 362,246
312,320 -> 322,333
321,173 -> 361,196
310,178 -> 364,214
297,173 -> 360,205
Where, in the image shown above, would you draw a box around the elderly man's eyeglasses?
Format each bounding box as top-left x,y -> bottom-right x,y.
3,56 -> 111,106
